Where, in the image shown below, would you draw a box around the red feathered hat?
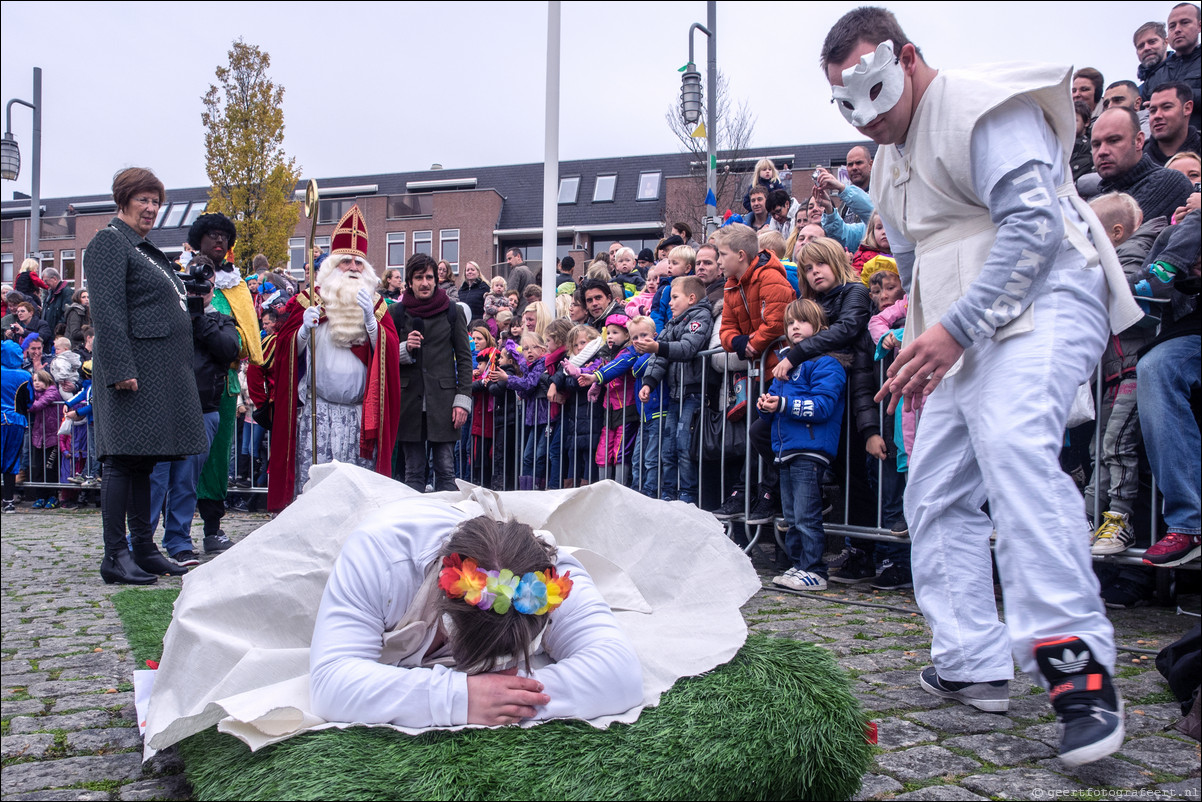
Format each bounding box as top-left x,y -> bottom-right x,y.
330,204 -> 368,259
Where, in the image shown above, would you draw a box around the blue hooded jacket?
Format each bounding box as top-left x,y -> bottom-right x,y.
2,340 -> 32,426
760,347 -> 847,463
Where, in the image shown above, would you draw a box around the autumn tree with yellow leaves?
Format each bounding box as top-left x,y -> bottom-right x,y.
202,40 -> 300,270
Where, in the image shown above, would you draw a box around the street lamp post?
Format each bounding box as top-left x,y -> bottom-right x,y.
2,67 -> 42,260
681,3 -> 716,237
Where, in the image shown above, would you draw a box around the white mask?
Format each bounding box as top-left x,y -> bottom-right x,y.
831,40 -> 905,128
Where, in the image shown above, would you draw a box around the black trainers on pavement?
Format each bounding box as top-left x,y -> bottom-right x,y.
870,561 -> 913,590
828,549 -> 876,584
827,547 -> 853,571
745,487 -> 780,525
713,490 -> 747,520
1034,636 -> 1124,767
170,550 -> 201,568
919,666 -> 1010,712
203,532 -> 234,554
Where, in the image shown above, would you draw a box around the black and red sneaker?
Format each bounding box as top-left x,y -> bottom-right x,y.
1034,636 -> 1124,767
1142,532 -> 1201,567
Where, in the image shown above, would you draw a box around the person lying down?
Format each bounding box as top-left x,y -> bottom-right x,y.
309,501 -> 644,728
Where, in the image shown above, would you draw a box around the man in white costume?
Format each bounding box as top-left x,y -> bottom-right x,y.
820,7 -> 1143,767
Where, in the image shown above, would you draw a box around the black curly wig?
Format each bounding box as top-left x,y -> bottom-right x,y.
187,213 -> 237,250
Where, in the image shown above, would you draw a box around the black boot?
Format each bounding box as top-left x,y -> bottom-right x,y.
100,551 -> 158,585
132,542 -> 188,577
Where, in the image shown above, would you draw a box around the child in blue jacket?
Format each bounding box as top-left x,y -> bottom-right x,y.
757,299 -> 847,592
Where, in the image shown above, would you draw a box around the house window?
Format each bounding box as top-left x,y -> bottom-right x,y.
414,230 -> 432,256
163,203 -> 188,228
440,229 -> 460,273
1,253 -> 12,284
153,205 -> 169,228
636,171 -> 661,201
558,177 -> 580,204
288,238 -> 306,274
386,194 -> 433,219
387,232 -> 406,267
592,175 -> 617,203
183,202 -> 207,227
38,251 -> 54,273
318,199 -> 355,224
60,250 -> 77,284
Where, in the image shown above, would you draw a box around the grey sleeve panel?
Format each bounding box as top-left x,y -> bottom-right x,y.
939,159 -> 1063,348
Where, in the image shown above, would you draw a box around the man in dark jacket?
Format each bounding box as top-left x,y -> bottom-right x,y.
9,302 -> 52,344
148,257 -> 241,566
1094,107 -> 1194,221
40,269 -> 70,335
388,254 -> 472,493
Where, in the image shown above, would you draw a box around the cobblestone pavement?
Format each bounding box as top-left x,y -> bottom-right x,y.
2,507 -> 1200,800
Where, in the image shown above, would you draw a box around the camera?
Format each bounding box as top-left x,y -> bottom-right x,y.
182,257 -> 216,297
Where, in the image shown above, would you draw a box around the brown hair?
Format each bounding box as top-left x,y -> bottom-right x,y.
798,237 -> 855,299
544,317 -> 572,349
1074,67 -> 1104,104
785,298 -> 829,332
471,326 -> 496,349
111,167 -> 165,210
436,516 -> 558,674
672,275 -> 707,304
821,6 -> 919,72
33,369 -> 53,386
1134,21 -> 1167,43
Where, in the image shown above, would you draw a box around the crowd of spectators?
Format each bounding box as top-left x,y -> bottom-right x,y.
1,4 -> 1198,602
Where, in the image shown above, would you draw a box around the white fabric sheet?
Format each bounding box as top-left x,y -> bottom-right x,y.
141,462 -> 760,758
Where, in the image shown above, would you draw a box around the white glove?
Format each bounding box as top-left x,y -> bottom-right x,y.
357,287 -> 378,338
298,304 -> 321,345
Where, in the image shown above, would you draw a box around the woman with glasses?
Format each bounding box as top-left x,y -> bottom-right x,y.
85,167 -> 208,585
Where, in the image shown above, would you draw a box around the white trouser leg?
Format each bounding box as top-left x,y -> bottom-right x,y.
908,266 -> 1115,686
907,378 -> 1012,682
981,270 -> 1114,683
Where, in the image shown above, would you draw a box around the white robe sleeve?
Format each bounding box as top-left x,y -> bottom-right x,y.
308,523 -> 469,728
528,553 -> 644,721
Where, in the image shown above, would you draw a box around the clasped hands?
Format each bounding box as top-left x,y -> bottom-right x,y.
466,668 -> 549,726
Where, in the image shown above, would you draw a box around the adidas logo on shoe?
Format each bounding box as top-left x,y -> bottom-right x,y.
1048,649 -> 1091,676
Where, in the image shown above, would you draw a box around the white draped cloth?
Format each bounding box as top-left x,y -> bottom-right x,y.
140,463 -> 761,757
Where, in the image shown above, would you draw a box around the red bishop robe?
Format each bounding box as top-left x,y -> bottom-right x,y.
266,289 -> 400,512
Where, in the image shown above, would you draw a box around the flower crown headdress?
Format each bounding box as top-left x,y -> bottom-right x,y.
438,553 -> 572,615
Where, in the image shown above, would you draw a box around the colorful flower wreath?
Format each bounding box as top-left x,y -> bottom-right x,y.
438,553 -> 573,616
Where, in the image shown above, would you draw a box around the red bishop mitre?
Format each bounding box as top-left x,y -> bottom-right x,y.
330,204 -> 369,259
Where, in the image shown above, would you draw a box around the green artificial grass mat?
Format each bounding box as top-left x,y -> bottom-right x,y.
116,589 -> 871,801
112,587 -> 179,665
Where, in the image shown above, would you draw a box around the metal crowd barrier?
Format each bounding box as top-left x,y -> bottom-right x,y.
450,339 -> 1195,572
17,346 -> 1196,574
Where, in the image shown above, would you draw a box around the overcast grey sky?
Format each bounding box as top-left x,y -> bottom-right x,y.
1,1 -> 1165,200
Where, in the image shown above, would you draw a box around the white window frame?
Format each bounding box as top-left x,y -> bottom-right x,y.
1,252 -> 13,284
414,230 -> 432,256
439,229 -> 460,273
288,237 -> 306,274
386,232 -> 406,268
592,175 -> 617,203
60,249 -> 77,284
636,171 -> 662,201
558,176 -> 580,204
183,202 -> 207,227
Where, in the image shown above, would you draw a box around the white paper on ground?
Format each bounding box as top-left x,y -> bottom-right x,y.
141,462 -> 760,759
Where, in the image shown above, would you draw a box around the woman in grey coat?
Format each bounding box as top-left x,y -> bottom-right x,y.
86,167 -> 208,585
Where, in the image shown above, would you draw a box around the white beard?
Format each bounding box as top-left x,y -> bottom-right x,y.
316,257 -> 380,348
